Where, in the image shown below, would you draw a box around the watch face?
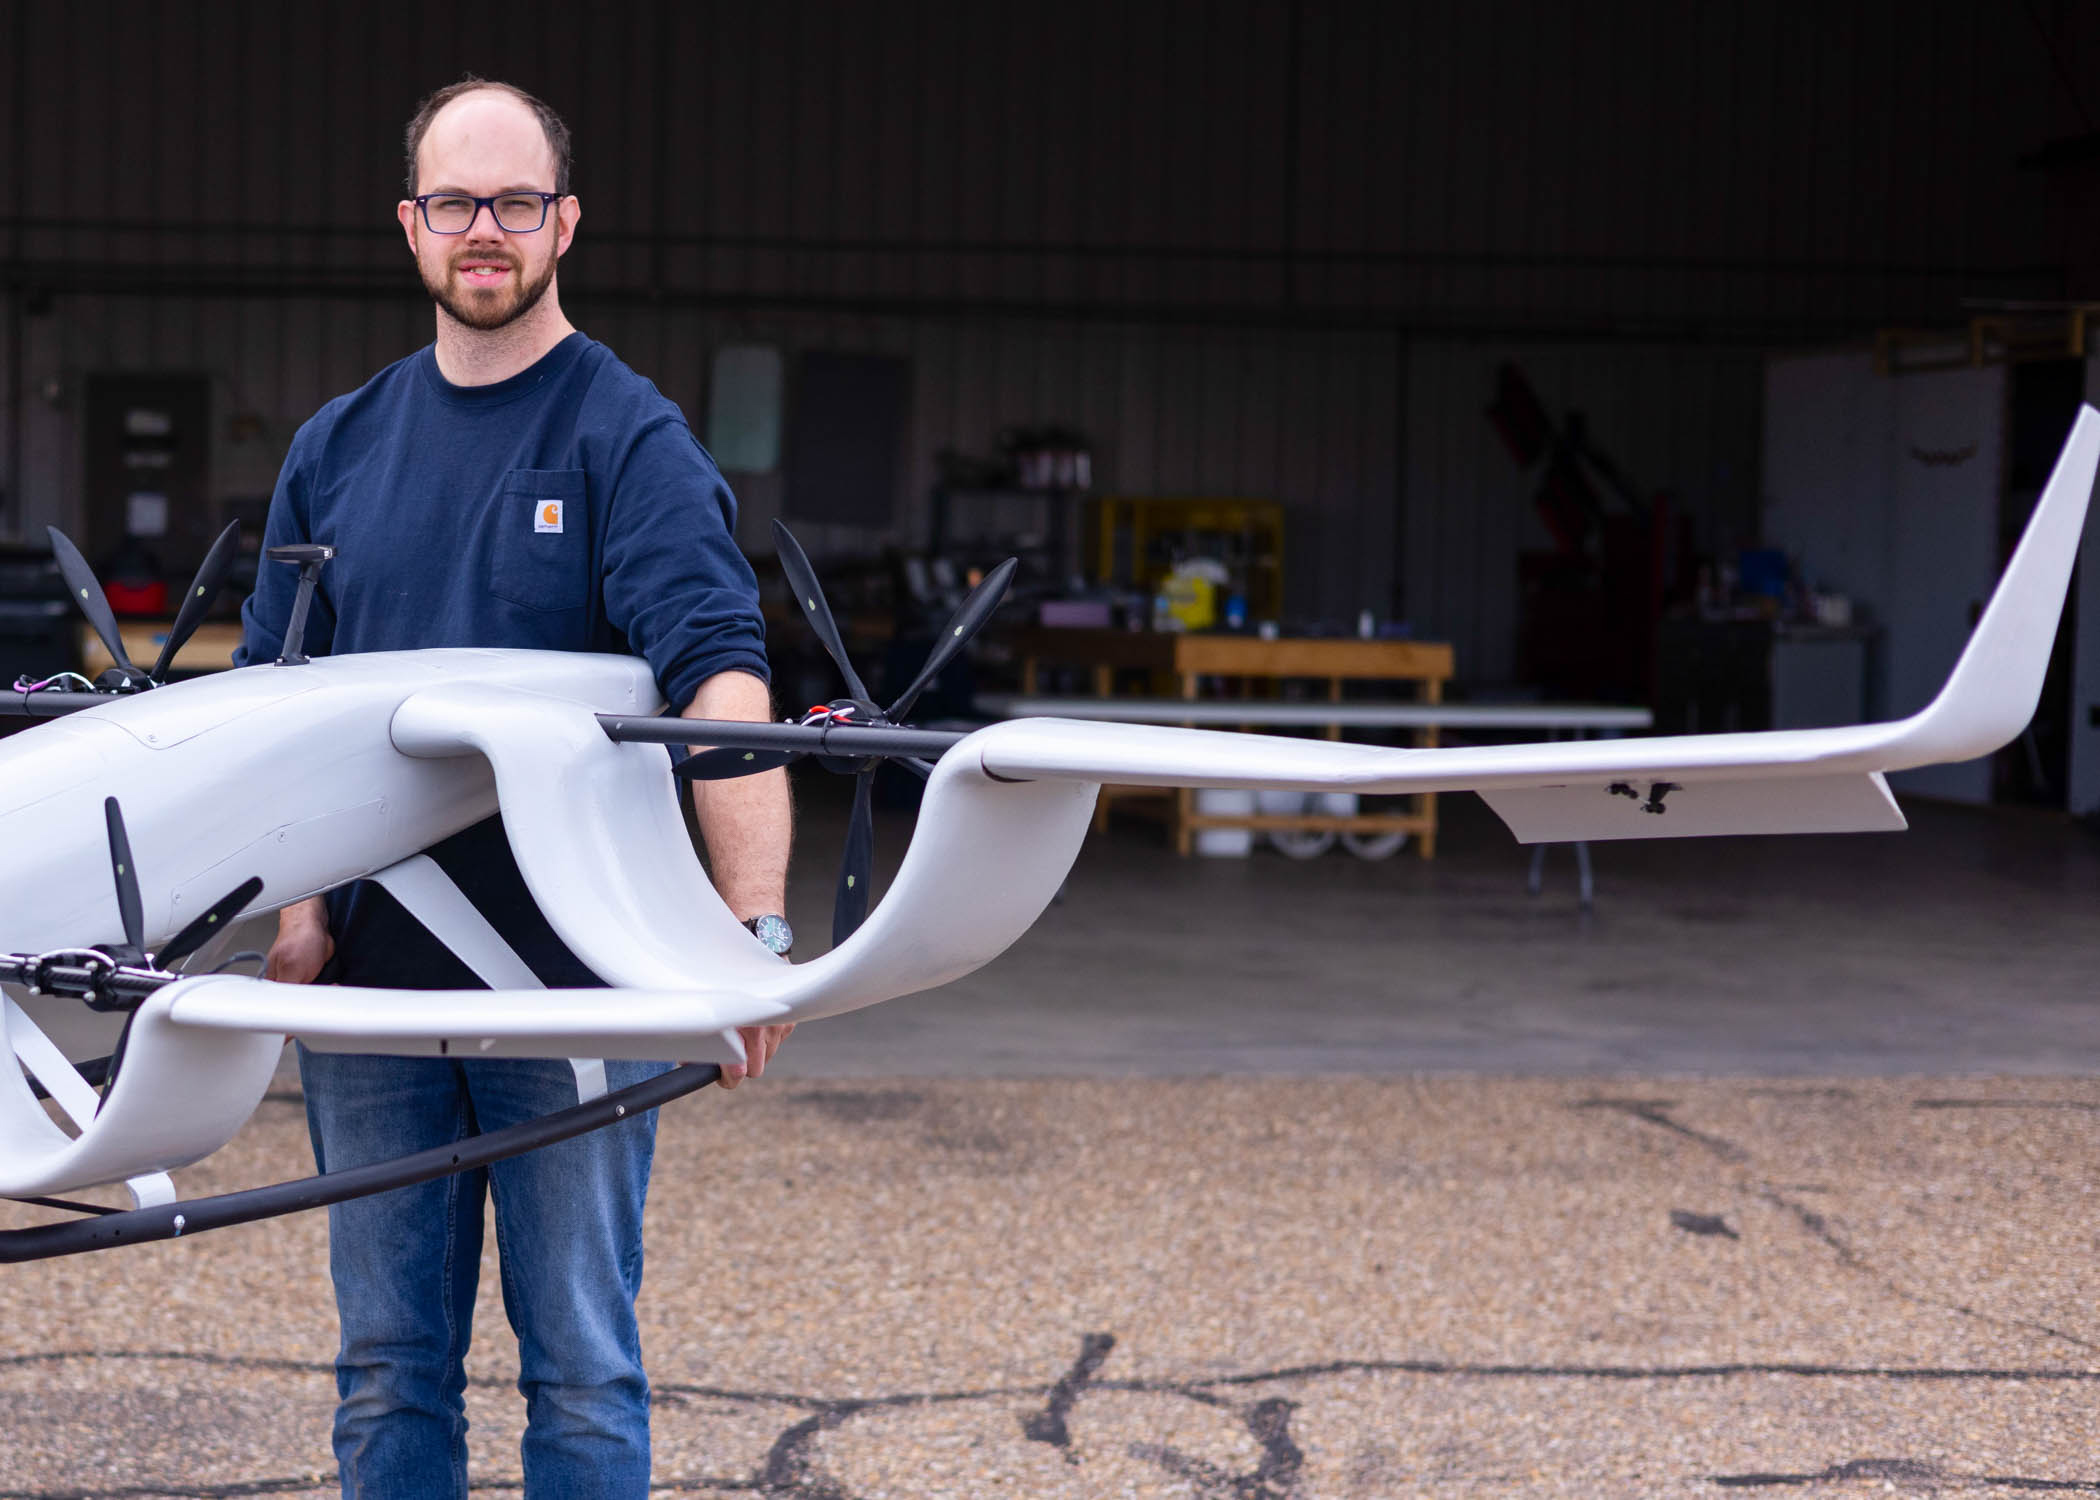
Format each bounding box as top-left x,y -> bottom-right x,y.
749,914 -> 794,955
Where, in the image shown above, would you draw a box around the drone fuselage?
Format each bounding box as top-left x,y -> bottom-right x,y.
0,646 -> 1110,1071
0,650 -> 659,1056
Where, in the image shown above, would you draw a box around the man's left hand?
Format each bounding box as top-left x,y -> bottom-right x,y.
720,1022 -> 794,1089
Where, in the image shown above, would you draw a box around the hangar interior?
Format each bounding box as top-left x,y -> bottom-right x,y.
4,3 -> 2095,710
3,4 -> 2100,1496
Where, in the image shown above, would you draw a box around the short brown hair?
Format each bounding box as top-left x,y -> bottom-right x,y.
403,77 -> 572,197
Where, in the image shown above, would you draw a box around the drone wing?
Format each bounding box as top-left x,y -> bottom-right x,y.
0,974 -> 780,1200
0,967 -> 758,1255
972,718 -> 1908,841
157,976 -> 786,1063
964,404 -> 2100,842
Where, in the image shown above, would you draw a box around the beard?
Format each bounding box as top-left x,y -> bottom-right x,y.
420,248 -> 557,332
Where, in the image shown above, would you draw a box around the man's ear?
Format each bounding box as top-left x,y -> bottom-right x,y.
555,195 -> 580,259
396,199 -> 418,254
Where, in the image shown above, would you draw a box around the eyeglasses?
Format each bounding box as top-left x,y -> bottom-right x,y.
412,192 -> 565,234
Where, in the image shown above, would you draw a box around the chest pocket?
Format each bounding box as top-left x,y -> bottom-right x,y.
490,469 -> 591,611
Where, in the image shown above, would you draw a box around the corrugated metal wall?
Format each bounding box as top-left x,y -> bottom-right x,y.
11,294 -> 1399,618
0,0 -> 2079,678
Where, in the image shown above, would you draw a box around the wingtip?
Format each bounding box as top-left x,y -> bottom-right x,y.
1891,407 -> 2100,768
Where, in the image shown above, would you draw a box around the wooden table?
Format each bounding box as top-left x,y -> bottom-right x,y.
978,696 -> 1652,733
1015,630 -> 1456,856
80,621 -> 244,678
981,692 -> 1653,891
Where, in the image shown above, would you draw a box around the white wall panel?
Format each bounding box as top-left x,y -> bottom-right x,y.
1762,352 -> 1897,617
1883,366 -> 2004,803
1763,353 -> 2005,803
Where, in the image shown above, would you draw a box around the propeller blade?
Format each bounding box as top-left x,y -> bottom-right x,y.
103,797 -> 145,959
150,520 -> 242,681
48,527 -> 140,681
884,556 -> 1018,723
772,521 -> 873,705
896,757 -> 934,781
156,875 -> 264,970
833,770 -> 875,947
95,1010 -> 139,1116
674,746 -> 805,782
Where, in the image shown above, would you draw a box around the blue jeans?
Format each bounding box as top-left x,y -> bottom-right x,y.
299,1047 -> 670,1500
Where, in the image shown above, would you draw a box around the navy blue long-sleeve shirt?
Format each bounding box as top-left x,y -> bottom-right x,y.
237,332 -> 769,987
238,332 -> 768,701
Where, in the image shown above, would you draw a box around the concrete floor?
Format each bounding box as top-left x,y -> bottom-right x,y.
8,1072 -> 2099,1499
782,780 -> 2100,1078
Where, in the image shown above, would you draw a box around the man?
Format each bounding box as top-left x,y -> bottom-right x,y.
236,77 -> 793,1497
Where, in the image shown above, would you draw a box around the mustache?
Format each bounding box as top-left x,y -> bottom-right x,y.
448,250 -> 521,273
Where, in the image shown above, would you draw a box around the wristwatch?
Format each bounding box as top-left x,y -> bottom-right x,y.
742,913 -> 794,958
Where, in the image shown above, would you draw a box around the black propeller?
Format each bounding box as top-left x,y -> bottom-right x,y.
771,519 -> 873,706
97,798 -> 262,975
91,800 -> 263,1113
96,1011 -> 140,1117
680,544 -> 1017,786
835,770 -> 875,946
158,876 -> 266,971
49,530 -> 148,690
884,556 -> 1018,723
677,745 -> 804,782
103,797 -> 146,965
150,521 -> 243,681
94,874 -> 264,1117
676,523 -> 1018,946
48,521 -> 244,691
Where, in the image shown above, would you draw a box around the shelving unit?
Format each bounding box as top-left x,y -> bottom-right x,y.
1087,497 -> 1286,621
1015,628 -> 1453,857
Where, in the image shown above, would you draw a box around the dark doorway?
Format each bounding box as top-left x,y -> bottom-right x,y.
1995,357 -> 2084,807
82,373 -> 213,575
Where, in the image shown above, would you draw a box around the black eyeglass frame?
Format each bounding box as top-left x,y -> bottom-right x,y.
411,191 -> 567,234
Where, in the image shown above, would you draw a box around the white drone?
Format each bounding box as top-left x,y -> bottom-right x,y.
2,409 -> 2094,1261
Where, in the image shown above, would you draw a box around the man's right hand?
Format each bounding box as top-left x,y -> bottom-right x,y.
265,896 -> 335,984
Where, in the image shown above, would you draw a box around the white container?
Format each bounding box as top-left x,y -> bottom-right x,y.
1256,789 -> 1329,860
1193,788 -> 1256,857
1327,791 -> 1410,859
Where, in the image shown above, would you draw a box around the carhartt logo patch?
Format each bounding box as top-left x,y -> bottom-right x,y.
535,500 -> 564,534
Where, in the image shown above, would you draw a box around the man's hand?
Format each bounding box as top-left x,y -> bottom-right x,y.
719,1021 -> 794,1090
264,896 -> 334,984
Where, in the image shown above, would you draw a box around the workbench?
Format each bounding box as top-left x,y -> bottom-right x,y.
979,697 -> 1653,733
982,691 -> 1654,893
79,622 -> 243,678
1014,630 -> 1456,856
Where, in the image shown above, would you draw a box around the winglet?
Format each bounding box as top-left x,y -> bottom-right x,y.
1886,403 -> 2100,770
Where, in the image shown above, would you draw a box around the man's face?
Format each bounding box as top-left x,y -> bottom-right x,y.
397,91 -> 580,332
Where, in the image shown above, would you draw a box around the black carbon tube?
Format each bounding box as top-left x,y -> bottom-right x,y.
1,690 -> 110,717
0,1063 -> 721,1262
598,713 -> 966,759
